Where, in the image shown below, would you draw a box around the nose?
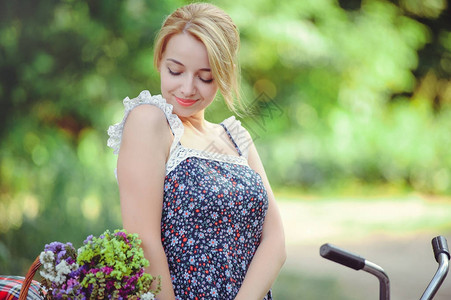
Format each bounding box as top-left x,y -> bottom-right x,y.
180,75 -> 196,97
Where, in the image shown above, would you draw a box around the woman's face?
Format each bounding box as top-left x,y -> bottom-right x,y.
159,33 -> 218,118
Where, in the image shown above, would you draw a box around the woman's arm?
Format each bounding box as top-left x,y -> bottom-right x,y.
235,134 -> 286,300
117,105 -> 175,300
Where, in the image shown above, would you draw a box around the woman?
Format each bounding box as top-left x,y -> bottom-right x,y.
108,3 -> 286,299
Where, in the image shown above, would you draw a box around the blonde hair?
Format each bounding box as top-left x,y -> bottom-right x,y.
154,3 -> 241,112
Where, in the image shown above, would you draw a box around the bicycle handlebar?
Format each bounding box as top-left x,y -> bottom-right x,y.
320,243 -> 365,270
420,236 -> 450,300
320,243 -> 390,300
320,236 -> 449,300
432,236 -> 450,262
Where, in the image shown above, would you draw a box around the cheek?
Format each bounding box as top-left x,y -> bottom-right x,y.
200,84 -> 219,101
160,73 -> 175,95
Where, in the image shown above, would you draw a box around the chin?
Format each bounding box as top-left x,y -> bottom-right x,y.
171,105 -> 197,118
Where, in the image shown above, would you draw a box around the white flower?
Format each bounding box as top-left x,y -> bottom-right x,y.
39,251 -> 54,261
140,292 -> 155,300
39,251 -> 57,281
53,260 -> 73,285
39,269 -> 56,282
39,251 -> 55,266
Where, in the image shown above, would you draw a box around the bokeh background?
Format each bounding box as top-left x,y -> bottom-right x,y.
1,0 -> 450,299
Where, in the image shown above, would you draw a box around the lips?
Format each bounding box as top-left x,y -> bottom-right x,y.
175,96 -> 197,107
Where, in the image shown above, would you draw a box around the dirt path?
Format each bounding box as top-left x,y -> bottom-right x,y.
277,196 -> 451,300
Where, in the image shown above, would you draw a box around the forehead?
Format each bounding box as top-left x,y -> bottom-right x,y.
163,33 -> 211,68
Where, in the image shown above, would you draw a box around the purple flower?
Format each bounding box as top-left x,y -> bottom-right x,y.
44,241 -> 64,253
56,249 -> 67,264
114,230 -> 132,246
114,230 -> 127,239
106,280 -> 115,290
101,266 -> 113,275
118,272 -> 142,297
83,235 -> 93,244
40,229 -> 159,299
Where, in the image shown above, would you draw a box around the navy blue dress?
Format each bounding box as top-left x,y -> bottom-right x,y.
108,91 -> 272,299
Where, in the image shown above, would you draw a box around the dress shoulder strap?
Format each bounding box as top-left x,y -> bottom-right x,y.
220,116 -> 252,159
107,90 -> 183,156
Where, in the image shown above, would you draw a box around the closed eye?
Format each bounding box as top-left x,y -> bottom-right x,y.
168,67 -> 214,84
199,77 -> 214,84
168,67 -> 181,76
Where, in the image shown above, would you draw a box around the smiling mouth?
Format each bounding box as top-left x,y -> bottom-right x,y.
175,96 -> 197,107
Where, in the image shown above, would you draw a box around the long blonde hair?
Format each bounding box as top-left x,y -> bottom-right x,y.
154,3 -> 241,112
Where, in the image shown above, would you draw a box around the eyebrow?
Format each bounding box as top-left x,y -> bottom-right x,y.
166,58 -> 211,72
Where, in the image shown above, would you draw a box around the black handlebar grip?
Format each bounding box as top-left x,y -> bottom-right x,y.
320,243 -> 365,270
432,236 -> 450,262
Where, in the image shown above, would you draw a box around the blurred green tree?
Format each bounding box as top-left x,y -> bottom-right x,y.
219,0 -> 451,194
0,0 -> 186,273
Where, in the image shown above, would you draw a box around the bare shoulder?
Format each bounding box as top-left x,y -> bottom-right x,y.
125,104 -> 169,131
120,104 -> 173,156
243,128 -> 263,169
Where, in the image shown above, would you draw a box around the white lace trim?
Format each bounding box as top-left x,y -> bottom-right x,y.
167,144 -> 248,175
107,90 -> 184,156
107,90 -> 251,176
221,116 -> 251,159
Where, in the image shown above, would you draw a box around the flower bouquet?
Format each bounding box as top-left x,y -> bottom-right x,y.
33,229 -> 160,299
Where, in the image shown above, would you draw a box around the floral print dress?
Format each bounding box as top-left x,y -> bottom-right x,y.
108,90 -> 272,299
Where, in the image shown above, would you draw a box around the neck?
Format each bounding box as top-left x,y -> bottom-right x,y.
178,111 -> 209,133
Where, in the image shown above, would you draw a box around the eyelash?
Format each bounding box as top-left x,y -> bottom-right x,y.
168,68 -> 213,84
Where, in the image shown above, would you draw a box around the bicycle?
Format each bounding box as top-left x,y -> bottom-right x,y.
320,236 -> 450,300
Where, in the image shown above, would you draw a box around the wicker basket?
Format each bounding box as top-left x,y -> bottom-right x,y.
19,256 -> 42,300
